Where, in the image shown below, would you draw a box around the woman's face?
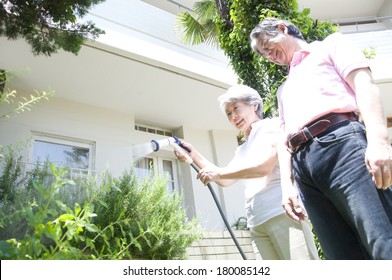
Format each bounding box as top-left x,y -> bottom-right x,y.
225,101 -> 259,133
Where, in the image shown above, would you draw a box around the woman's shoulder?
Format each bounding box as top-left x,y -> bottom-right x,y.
261,117 -> 281,130
253,118 -> 280,137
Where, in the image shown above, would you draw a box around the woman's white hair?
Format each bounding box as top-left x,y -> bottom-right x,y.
218,85 -> 264,119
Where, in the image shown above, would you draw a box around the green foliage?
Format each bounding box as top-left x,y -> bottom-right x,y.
363,46 -> 377,59
232,216 -> 248,230
0,0 -> 106,56
176,0 -> 220,47
314,229 -> 325,260
0,146 -> 24,203
90,170 -> 201,260
0,149 -> 97,259
0,146 -> 201,260
0,70 -> 54,118
0,69 -> 5,92
0,89 -> 54,118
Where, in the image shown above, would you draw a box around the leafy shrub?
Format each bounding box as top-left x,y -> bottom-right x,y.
0,146 -> 201,259
88,170 -> 202,260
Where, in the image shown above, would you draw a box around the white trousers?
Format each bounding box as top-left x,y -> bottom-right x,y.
250,213 -> 319,260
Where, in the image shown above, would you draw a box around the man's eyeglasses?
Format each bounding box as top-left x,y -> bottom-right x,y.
259,38 -> 273,58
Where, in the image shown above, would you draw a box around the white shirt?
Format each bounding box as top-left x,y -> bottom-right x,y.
228,118 -> 284,227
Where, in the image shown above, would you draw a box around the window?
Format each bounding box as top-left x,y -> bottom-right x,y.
134,157 -> 154,178
29,133 -> 95,177
162,159 -> 175,193
134,124 -> 173,137
135,156 -> 178,194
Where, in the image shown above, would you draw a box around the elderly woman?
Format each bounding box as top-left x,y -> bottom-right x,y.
176,85 -> 318,260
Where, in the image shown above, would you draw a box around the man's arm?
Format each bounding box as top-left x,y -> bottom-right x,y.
278,125 -> 307,221
346,68 -> 392,189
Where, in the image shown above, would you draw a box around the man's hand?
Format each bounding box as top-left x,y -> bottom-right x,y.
347,68 -> 392,190
281,184 -> 307,221
365,143 -> 392,190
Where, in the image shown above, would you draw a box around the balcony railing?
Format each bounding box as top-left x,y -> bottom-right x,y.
334,16 -> 392,33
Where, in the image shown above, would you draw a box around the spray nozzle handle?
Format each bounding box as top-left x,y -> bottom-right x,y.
173,136 -> 192,153
172,143 -> 193,165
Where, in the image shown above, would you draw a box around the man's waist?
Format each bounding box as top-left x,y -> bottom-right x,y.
287,112 -> 358,154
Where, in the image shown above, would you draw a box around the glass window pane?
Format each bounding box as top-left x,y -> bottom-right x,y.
32,140 -> 89,169
133,157 -> 177,194
135,157 -> 154,178
162,160 -> 174,193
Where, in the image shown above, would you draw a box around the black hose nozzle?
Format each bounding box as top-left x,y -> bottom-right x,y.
151,139 -> 160,152
173,136 -> 191,153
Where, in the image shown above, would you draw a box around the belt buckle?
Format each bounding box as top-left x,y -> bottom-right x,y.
287,129 -> 309,154
287,138 -> 299,154
288,144 -> 299,155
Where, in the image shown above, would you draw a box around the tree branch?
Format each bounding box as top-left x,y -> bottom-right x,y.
214,0 -> 233,28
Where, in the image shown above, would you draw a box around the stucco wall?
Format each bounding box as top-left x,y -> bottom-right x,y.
0,93 -> 245,230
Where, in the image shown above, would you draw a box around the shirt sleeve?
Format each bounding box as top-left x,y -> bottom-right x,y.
326,32 -> 370,79
277,85 -> 285,126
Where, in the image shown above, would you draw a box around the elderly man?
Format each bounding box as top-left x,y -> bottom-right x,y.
250,17 -> 392,259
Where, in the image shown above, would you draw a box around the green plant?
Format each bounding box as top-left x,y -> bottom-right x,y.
0,146 -> 24,203
0,70 -> 54,119
0,146 -> 201,260
363,46 -> 377,59
91,170 -> 202,260
232,216 -> 248,230
0,0 -> 105,56
0,161 -> 97,259
313,227 -> 325,260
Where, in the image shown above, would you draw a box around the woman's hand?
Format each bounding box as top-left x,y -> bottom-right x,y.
173,141 -> 194,162
197,167 -> 222,185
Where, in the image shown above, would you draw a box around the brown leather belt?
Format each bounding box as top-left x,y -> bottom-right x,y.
287,112 -> 358,154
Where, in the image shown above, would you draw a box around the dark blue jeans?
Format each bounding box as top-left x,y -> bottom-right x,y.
292,120 -> 392,259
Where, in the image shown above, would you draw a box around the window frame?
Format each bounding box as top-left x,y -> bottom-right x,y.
134,155 -> 179,194
28,132 -> 96,174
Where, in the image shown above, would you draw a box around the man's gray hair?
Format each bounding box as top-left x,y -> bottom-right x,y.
218,85 -> 263,119
250,17 -> 304,56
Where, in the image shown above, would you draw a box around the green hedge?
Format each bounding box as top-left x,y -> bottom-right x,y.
0,145 -> 201,260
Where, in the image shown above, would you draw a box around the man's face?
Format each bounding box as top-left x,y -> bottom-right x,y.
256,32 -> 292,66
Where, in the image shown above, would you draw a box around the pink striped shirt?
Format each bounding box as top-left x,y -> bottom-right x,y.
277,32 -> 370,138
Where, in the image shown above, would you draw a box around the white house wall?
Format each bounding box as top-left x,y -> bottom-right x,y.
209,129 -> 248,226
0,97 -> 134,177
83,0 -> 238,87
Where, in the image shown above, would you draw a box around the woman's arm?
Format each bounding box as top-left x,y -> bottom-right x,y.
197,139 -> 277,186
